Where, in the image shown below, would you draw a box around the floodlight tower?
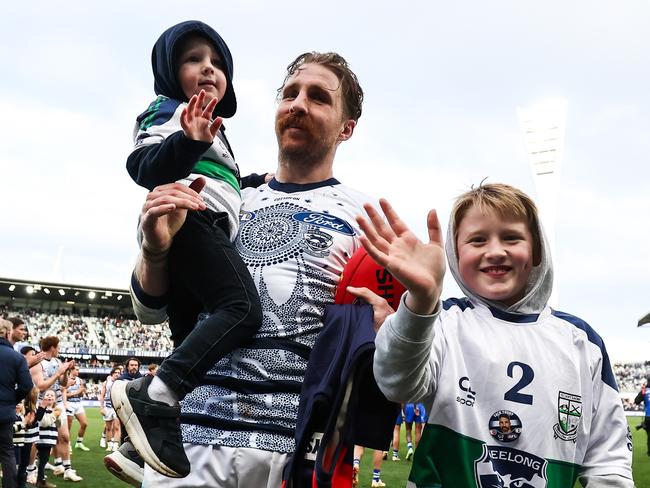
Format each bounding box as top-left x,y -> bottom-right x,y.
517,98 -> 567,309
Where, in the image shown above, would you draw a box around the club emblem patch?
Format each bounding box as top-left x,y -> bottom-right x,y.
474,444 -> 547,488
489,410 -> 522,443
553,391 -> 582,442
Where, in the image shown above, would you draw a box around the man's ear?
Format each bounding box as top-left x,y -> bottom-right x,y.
338,119 -> 356,142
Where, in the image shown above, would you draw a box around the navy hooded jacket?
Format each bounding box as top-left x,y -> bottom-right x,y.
152,20 -> 237,118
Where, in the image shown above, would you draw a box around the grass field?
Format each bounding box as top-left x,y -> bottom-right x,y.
45,410 -> 650,487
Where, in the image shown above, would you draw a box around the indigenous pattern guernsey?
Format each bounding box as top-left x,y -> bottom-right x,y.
133,178 -> 376,453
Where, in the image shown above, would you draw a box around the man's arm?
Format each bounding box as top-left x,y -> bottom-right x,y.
131,178 -> 207,311
69,379 -> 86,398
99,381 -> 106,413
30,360 -> 72,392
26,351 -> 46,368
634,385 -> 645,405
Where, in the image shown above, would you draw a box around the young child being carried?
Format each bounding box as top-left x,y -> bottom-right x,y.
112,20 -> 264,479
359,183 -> 633,487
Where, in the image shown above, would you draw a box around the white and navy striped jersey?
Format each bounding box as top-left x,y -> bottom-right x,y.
37,408 -> 58,446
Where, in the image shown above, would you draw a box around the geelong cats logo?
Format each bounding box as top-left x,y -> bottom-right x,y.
474,445 -> 547,488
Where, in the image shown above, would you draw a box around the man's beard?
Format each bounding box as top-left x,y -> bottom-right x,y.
276,113 -> 332,167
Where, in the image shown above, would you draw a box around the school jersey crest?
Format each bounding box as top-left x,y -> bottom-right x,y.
553,391 -> 582,442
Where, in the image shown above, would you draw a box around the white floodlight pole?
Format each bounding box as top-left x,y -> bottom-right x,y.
517,98 -> 567,309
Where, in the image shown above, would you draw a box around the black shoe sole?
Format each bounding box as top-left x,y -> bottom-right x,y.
111,379 -> 184,478
104,452 -> 144,488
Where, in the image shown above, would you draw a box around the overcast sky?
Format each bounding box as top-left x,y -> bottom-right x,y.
1,1 -> 648,361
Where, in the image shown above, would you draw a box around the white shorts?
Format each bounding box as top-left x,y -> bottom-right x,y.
102,407 -> 117,422
142,443 -> 289,488
66,403 -> 85,417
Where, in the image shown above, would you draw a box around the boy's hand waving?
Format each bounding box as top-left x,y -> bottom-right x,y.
357,199 -> 445,316
181,89 -> 223,142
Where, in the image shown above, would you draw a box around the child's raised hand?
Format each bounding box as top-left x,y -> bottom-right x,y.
24,411 -> 35,425
181,89 -> 223,143
356,199 -> 446,315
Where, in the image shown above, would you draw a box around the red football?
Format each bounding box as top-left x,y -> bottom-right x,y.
334,247 -> 407,310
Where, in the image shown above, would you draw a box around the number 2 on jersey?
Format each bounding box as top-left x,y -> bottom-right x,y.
504,361 -> 534,405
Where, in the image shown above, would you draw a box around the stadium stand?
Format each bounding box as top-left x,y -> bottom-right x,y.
0,276 -> 647,412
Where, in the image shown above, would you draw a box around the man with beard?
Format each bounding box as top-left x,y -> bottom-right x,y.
118,358 -> 142,382
128,52 -> 379,487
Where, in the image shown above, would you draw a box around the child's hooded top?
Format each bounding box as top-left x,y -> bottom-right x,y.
374,211 -> 633,487
445,211 -> 554,316
151,20 -> 236,118
127,20 -> 257,240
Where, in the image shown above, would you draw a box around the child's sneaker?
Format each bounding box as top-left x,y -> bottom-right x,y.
104,440 -> 145,488
111,375 -> 189,478
406,446 -> 414,460
75,441 -> 90,451
63,469 -> 83,482
100,437 -> 107,448
391,454 -> 400,461
52,465 -> 65,476
44,463 -> 55,471
371,480 -> 386,488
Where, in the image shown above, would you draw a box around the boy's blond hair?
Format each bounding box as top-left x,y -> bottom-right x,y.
450,183 -> 542,265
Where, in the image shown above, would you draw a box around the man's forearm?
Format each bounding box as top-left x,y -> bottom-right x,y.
35,374 -> 58,392
135,249 -> 169,297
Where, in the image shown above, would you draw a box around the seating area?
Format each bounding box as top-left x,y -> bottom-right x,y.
3,305 -> 648,412
4,307 -> 173,354
613,361 -> 650,394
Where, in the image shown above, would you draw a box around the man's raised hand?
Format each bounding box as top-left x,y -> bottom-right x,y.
140,178 -> 207,259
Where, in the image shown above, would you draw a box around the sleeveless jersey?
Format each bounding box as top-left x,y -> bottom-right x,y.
39,358 -> 63,404
177,179 -> 376,453
67,377 -> 83,403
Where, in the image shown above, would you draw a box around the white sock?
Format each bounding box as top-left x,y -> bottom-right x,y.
148,376 -> 179,406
